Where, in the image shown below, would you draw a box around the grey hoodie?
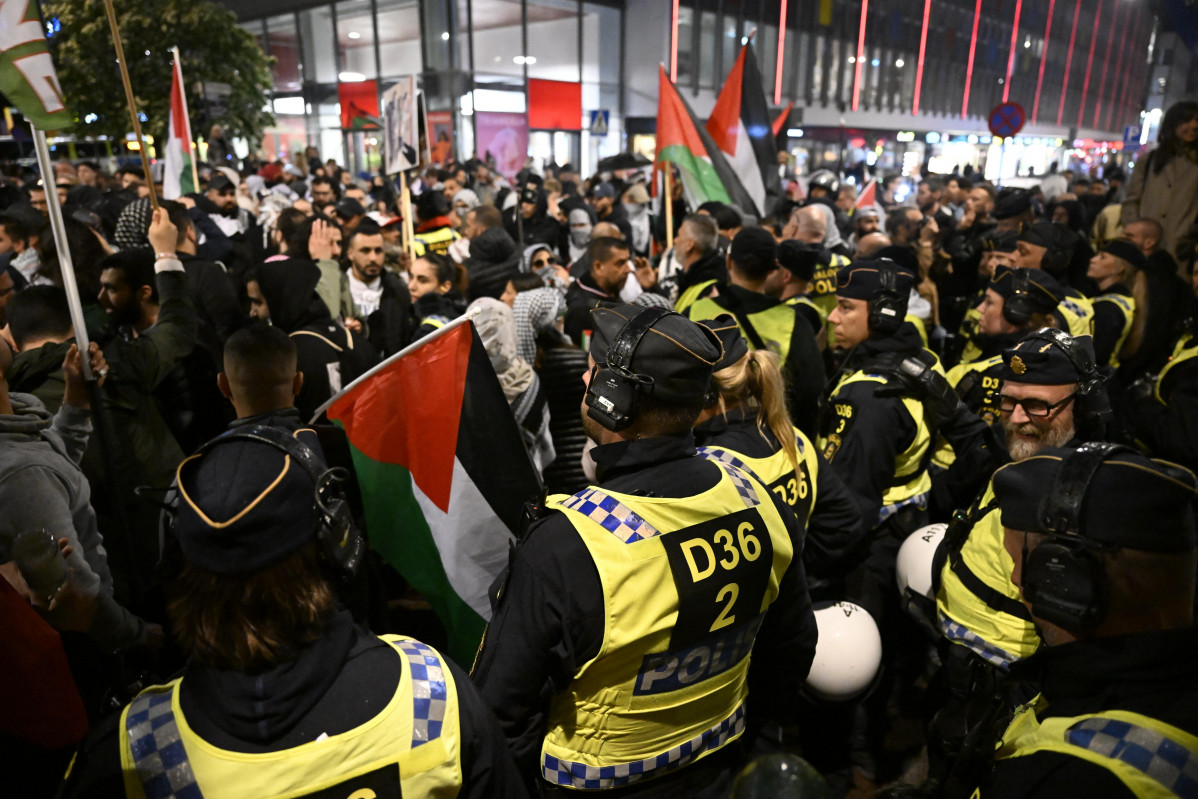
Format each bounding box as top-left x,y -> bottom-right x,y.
0,393 -> 144,651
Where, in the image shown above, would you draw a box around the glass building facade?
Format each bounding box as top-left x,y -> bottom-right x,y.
230,0 -> 1152,179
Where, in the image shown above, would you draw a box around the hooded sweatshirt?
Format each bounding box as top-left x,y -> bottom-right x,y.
0,394 -> 145,650
464,227 -> 521,301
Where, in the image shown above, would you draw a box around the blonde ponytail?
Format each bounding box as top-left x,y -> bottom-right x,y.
713,350 -> 797,472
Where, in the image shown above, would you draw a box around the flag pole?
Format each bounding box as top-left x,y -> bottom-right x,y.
104,0 -> 158,210
664,165 -> 674,250
400,170 -> 414,256
171,46 -> 201,193
32,131 -> 91,378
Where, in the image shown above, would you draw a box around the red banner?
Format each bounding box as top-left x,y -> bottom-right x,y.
339,80 -> 379,130
528,78 -> 582,131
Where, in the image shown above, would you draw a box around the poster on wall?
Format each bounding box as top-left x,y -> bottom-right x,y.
474,112 -> 528,180
339,79 -> 380,131
382,76 -> 418,174
427,111 -> 454,166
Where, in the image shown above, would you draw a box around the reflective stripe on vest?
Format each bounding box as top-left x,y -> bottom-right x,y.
541,461 -> 792,790
1058,293 -> 1095,338
997,700 -> 1198,798
697,428 -> 820,523
1155,333 -> 1197,405
120,636 -> 462,799
1094,293 -> 1135,368
936,483 -> 1041,666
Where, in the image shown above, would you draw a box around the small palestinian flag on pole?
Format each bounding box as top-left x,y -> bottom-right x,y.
162,46 -> 197,199
316,317 -> 542,666
0,0 -> 70,130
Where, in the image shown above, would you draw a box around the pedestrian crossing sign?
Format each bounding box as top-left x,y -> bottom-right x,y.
590,110 -> 610,137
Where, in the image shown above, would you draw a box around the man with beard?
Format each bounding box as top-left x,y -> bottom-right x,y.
472,305 -> 816,796
564,236 -> 630,346
924,328 -> 1112,796
345,223 -> 410,356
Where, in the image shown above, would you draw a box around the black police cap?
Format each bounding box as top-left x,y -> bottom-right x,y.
999,329 -> 1097,385
993,446 -> 1197,552
992,190 -> 1032,220
989,266 -> 1065,313
1100,239 -> 1149,272
697,314 -> 749,371
588,304 -> 722,404
174,429 -> 327,575
777,240 -> 822,282
834,258 -> 914,302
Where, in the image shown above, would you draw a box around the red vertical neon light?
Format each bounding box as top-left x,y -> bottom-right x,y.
1092,0 -> 1119,128
913,0 -> 932,115
961,0 -> 983,118
1104,5 -> 1133,131
1032,0 -> 1056,122
1057,0 -> 1083,125
775,0 -> 789,105
1077,0 -> 1103,129
852,0 -> 869,111
669,0 -> 679,82
1003,0 -> 1024,102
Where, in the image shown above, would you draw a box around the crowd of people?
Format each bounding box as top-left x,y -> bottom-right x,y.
1,98 -> 1196,799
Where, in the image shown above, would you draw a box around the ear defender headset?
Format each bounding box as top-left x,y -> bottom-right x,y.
1018,327 -> 1113,427
584,306 -> 672,431
1002,268 -> 1035,327
868,262 -> 905,335
1021,442 -> 1135,634
175,426 -> 366,579
1039,226 -> 1075,278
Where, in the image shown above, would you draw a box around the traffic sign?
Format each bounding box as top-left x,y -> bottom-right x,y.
988,102 -> 1026,138
589,110 -> 610,137
1123,124 -> 1142,144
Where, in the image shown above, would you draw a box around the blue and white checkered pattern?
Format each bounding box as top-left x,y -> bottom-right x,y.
560,488 -> 662,543
397,640 -> 448,747
126,690 -> 204,799
696,446 -> 748,471
541,704 -> 746,790
938,612 -> 1017,670
878,491 -> 929,526
715,462 -> 761,509
1065,717 -> 1198,798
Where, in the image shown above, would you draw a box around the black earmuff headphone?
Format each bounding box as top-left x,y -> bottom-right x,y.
169,426 -> 365,579
584,307 -> 672,431
1002,268 -> 1035,327
1017,327 -> 1112,427
868,262 -> 905,335
1021,442 -> 1134,634
1039,227 -> 1075,278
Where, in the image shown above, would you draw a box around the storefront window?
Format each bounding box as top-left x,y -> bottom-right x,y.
699,10 -> 717,89
527,0 -> 580,81
676,5 -> 695,85
266,15 -> 301,92
375,0 -> 422,79
472,0 -> 526,78
299,6 -> 338,85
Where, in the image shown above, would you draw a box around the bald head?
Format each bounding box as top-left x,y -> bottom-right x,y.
855,232 -> 892,257
592,221 -> 623,241
794,206 -> 827,244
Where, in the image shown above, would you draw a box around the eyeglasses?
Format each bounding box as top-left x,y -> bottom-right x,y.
532,256 -> 560,267
998,393 -> 1076,417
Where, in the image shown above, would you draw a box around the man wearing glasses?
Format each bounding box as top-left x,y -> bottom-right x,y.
925,328 -> 1112,795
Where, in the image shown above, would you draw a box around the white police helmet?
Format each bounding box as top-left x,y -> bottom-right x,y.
804,601 -> 882,701
897,523 -> 947,604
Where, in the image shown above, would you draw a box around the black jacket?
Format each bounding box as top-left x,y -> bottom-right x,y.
178,253 -> 242,365
363,271 -> 411,357
471,433 -> 817,794
563,271 -> 618,347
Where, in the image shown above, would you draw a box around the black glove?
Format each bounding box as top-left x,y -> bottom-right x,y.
874,354 -> 965,430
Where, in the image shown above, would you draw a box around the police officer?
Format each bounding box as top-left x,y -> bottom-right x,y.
1087,239 -> 1147,369
946,266 -> 1067,425
62,428 -> 525,798
676,227 -> 825,436
694,315 -> 867,590
1012,222 -> 1094,338
472,304 -> 817,797
950,229 -> 1018,366
412,189 -> 463,258
1126,291 -> 1198,472
976,444 -> 1198,797
927,329 -> 1111,796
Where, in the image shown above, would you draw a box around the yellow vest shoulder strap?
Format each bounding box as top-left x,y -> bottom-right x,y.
999,705 -> 1198,798
1156,333 -> 1198,404
676,280 -> 718,315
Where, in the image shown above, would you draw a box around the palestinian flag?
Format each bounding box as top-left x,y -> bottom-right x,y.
318,318 -> 541,665
706,43 -> 782,219
856,179 -> 878,209
163,54 -> 196,199
0,0 -> 70,131
655,65 -> 733,210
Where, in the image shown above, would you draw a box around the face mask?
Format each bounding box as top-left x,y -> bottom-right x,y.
623,201 -> 647,218
570,224 -> 592,247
